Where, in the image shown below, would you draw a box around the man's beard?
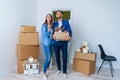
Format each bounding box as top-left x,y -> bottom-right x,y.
56,16 -> 61,19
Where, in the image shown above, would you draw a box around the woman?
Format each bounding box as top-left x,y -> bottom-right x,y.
41,14 -> 54,80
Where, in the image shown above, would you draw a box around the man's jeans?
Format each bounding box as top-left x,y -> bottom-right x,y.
54,42 -> 68,73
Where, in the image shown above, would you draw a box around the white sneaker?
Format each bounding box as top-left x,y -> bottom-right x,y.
43,75 -> 47,80
46,69 -> 52,75
63,74 -> 68,79
56,70 -> 61,74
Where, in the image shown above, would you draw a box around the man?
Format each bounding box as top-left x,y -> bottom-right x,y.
53,10 -> 72,78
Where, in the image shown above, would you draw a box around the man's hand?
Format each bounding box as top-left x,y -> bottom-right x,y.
63,30 -> 68,32
52,35 -> 56,39
55,27 -> 62,32
64,36 -> 71,41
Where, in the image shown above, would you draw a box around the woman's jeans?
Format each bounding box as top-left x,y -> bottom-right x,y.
43,45 -> 53,73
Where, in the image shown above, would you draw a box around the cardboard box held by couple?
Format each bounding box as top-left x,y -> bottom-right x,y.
53,26 -> 70,41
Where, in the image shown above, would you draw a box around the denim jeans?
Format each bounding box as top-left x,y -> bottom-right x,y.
54,41 -> 68,73
43,45 -> 53,73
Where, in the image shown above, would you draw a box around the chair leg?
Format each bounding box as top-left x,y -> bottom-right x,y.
109,61 -> 113,77
97,60 -> 105,74
110,61 -> 114,72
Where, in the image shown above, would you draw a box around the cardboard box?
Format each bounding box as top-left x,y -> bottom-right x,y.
17,58 -> 38,73
54,32 -> 69,41
21,25 -> 36,33
17,59 -> 26,73
73,58 -> 95,75
19,32 -> 39,45
17,44 -> 39,60
74,51 -> 96,61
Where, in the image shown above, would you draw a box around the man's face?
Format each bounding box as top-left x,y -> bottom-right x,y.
56,11 -> 63,19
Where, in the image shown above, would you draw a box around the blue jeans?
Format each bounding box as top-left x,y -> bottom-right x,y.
54,41 -> 68,73
43,45 -> 53,73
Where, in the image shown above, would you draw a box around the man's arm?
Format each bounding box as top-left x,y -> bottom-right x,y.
64,20 -> 72,41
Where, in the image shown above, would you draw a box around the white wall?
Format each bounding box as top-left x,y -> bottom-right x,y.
0,0 -> 37,76
0,0 -> 120,76
37,0 -> 120,69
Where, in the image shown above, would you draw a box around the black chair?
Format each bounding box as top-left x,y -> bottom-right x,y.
97,44 -> 117,77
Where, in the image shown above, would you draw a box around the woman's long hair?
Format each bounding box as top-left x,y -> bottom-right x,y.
44,14 -> 53,25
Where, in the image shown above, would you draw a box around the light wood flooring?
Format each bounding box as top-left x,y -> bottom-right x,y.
0,65 -> 120,80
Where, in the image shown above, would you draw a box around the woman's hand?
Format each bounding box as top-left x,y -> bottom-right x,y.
48,24 -> 51,31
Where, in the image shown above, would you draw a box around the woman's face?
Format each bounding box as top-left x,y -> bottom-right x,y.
46,14 -> 52,22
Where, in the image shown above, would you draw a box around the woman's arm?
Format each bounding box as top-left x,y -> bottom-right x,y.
41,24 -> 51,41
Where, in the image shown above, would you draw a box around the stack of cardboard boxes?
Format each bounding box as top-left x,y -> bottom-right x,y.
73,51 -> 96,75
17,25 -> 39,73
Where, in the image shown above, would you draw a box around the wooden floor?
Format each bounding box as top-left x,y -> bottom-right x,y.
0,65 -> 120,80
